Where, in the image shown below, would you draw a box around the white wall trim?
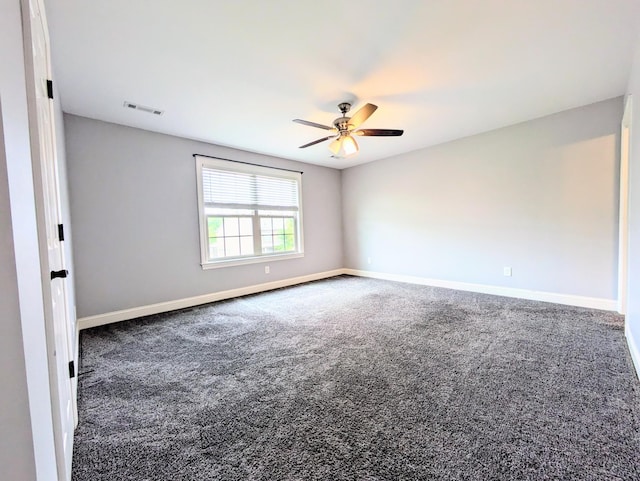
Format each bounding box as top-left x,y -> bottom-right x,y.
343,269 -> 617,311
77,269 -> 344,330
626,324 -> 640,380
79,267 -> 619,330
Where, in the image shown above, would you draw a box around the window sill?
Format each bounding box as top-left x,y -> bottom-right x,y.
201,252 -> 304,270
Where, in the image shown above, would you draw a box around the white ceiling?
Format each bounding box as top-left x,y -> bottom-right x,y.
45,0 -> 640,169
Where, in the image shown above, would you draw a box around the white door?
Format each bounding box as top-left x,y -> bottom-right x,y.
25,0 -> 76,479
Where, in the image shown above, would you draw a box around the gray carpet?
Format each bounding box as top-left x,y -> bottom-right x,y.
72,275 -> 640,480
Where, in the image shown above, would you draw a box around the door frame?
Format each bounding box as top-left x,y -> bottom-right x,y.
618,95 -> 632,315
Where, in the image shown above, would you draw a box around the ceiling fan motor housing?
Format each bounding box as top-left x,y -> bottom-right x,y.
334,116 -> 353,133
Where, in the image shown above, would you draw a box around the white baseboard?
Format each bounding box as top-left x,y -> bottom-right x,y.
343,269 -> 617,311
626,324 -> 640,380
77,269 -> 345,330
79,267 -> 618,330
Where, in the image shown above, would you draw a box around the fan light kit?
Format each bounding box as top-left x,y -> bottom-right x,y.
293,102 -> 403,158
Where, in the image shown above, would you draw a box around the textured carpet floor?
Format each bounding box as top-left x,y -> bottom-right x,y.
72,275 -> 640,480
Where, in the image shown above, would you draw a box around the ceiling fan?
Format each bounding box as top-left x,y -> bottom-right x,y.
293,102 -> 404,158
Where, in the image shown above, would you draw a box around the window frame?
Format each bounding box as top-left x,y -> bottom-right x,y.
195,156 -> 304,269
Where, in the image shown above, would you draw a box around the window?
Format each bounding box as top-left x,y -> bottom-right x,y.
196,156 -> 303,268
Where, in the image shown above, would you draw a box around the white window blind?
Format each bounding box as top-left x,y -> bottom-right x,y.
202,168 -> 300,211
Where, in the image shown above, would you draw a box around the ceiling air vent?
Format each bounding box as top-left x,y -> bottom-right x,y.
123,101 -> 163,116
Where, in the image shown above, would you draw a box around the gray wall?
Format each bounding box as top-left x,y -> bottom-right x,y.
626,36 -> 640,366
64,115 -> 344,318
342,98 -> 622,300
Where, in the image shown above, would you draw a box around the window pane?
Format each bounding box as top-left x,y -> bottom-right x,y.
208,217 -> 224,237
284,234 -> 295,251
224,217 -> 240,236
273,234 -> 284,251
260,217 -> 272,235
225,237 -> 240,257
261,235 -> 273,253
239,217 -> 253,236
272,217 -> 284,233
209,238 -> 225,259
240,236 -> 254,256
284,218 -> 294,234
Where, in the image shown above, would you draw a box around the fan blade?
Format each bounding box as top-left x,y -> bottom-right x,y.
299,136 -> 334,148
355,129 -> 404,136
293,119 -> 335,131
348,103 -> 378,128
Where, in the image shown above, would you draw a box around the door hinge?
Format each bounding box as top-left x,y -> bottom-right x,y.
46,79 -> 54,100
68,360 -> 75,379
58,223 -> 64,241
50,269 -> 68,280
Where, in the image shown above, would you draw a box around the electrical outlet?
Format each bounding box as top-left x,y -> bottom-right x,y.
503,267 -> 512,277
265,266 -> 270,274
